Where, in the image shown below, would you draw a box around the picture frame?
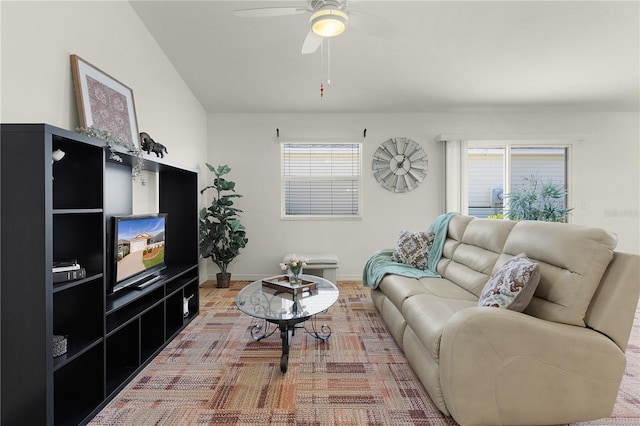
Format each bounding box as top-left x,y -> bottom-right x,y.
70,54 -> 139,149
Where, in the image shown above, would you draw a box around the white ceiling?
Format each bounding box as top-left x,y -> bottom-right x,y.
130,0 -> 639,114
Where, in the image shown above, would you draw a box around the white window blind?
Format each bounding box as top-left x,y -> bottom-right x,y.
282,143 -> 361,218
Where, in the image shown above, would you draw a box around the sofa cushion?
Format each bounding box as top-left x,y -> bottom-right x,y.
378,275 -> 478,313
439,218 -> 517,296
446,214 -> 475,242
391,230 -> 435,270
460,218 -> 518,254
417,277 -> 478,301
443,246 -> 499,295
503,221 -> 617,326
378,274 -> 430,311
403,294 -> 477,361
478,253 -> 541,311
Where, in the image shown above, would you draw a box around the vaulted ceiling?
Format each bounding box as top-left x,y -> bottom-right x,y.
130,1 -> 639,114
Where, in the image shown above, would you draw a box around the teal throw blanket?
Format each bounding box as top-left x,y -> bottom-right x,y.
362,212 -> 459,289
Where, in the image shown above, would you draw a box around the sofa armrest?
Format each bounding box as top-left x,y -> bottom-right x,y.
440,307 -> 626,426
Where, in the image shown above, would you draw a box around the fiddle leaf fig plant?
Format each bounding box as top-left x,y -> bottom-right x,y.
504,174 -> 572,222
199,163 -> 248,285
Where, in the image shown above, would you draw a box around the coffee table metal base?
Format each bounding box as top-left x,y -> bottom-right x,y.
250,314 -> 332,373
236,275 -> 339,374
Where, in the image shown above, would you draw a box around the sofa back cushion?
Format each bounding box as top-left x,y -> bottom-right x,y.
502,221 -> 617,327
438,217 -> 517,297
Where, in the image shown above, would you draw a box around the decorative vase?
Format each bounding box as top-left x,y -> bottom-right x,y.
288,268 -> 303,286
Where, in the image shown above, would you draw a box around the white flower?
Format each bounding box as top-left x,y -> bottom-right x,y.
280,254 -> 308,277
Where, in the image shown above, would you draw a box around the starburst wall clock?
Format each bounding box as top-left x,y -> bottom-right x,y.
372,137 -> 428,193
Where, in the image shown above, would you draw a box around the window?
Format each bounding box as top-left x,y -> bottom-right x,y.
444,139 -> 572,220
281,142 -> 361,219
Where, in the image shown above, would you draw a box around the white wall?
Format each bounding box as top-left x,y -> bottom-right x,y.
208,112 -> 639,281
2,2 -> 637,283
1,0 -> 209,282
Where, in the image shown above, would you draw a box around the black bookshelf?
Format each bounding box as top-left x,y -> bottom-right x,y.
0,124 -> 200,425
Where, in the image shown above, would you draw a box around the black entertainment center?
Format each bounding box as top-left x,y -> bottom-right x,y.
0,124 -> 200,425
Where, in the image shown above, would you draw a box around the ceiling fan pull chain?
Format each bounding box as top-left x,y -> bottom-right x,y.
320,40 -> 324,99
327,38 -> 331,86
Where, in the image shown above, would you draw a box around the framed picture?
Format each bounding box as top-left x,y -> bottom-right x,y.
71,54 -> 139,148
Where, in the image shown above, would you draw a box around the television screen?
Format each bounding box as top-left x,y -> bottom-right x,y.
111,213 -> 167,293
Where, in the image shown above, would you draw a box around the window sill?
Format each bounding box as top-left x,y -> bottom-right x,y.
281,215 -> 362,221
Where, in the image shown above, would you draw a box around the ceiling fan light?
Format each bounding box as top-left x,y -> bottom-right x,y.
310,9 -> 348,37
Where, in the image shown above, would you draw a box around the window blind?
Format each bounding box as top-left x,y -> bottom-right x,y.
282,143 -> 361,217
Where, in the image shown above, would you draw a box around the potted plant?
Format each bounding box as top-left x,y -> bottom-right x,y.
504,173 -> 573,222
199,163 -> 248,288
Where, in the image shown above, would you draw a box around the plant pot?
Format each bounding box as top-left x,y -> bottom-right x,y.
216,272 -> 231,288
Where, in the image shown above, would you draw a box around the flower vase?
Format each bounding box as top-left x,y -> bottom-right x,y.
289,268 -> 303,286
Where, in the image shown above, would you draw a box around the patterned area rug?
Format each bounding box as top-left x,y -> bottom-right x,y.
90,281 -> 640,425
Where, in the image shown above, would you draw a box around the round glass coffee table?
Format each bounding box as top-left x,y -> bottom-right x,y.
235,274 -> 339,373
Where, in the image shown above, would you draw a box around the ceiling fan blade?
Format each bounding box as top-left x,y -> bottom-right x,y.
348,9 -> 400,40
233,7 -> 308,18
301,31 -> 322,54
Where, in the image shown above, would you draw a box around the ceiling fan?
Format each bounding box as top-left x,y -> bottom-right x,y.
233,0 -> 395,54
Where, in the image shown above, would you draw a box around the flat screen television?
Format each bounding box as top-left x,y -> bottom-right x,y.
110,213 -> 167,293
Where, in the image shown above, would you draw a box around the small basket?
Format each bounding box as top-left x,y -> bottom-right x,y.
52,335 -> 68,357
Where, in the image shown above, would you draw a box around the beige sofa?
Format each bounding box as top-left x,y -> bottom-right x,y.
368,215 -> 640,426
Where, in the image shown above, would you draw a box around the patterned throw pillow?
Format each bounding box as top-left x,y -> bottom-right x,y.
391,230 -> 435,270
478,253 -> 541,312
